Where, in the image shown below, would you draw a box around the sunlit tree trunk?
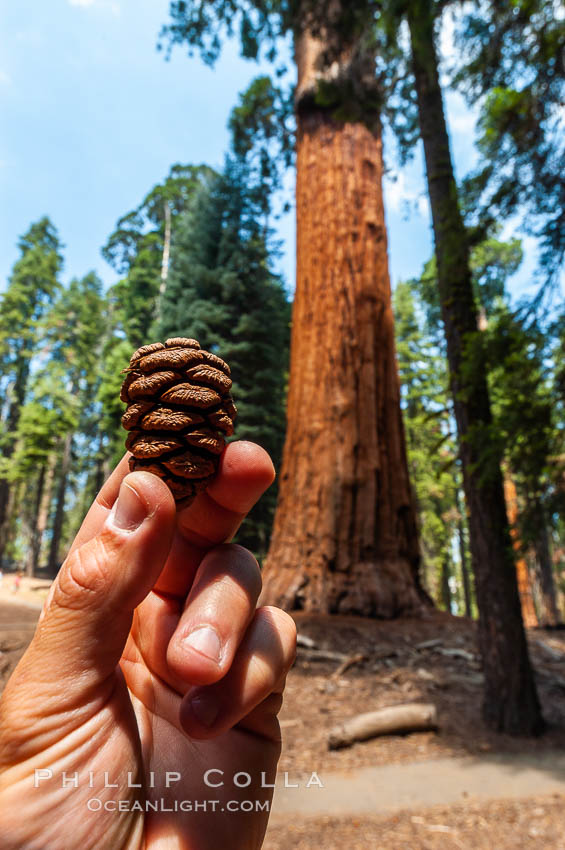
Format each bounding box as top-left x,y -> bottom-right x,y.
440,551 -> 452,613
47,433 -> 72,574
0,365 -> 29,562
503,475 -> 538,628
261,17 -> 426,616
24,466 -> 46,578
35,453 -> 57,572
530,499 -> 560,626
456,487 -> 472,618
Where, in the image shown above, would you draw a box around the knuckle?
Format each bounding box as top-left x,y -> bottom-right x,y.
206,544 -> 262,599
258,606 -> 297,670
54,535 -> 116,610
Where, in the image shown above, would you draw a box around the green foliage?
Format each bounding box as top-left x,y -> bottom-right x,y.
0,217 -> 62,403
0,368 -> 79,483
415,235 -> 524,337
159,154 -> 290,557
486,307 -> 564,550
229,75 -> 294,210
102,164 -> 215,274
454,0 -> 565,281
161,0 -> 387,128
102,164 -> 216,348
394,278 -> 462,609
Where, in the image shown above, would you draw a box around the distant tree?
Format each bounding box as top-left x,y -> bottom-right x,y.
102,164 -> 216,345
41,272 -> 106,572
159,154 -> 290,557
486,309 -> 563,626
0,369 -> 78,576
382,0 -> 543,733
394,280 -> 462,612
0,218 -> 62,565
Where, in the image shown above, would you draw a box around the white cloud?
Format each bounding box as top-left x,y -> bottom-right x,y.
67,0 -> 121,13
384,171 -> 430,219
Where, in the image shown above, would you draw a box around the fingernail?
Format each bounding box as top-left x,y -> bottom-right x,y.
111,482 -> 147,531
189,691 -> 219,728
182,626 -> 222,665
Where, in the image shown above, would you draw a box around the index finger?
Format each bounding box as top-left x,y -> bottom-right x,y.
68,441 -> 275,568
153,441 -> 274,598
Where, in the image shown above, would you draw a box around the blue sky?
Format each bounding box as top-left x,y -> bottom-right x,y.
0,0 -> 552,301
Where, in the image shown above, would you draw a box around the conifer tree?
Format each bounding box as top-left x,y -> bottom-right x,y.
377,0 -> 544,732
41,272 -> 106,571
102,164 -> 216,345
394,280 -> 460,609
454,0 -> 564,283
159,156 -> 290,557
0,218 -> 62,564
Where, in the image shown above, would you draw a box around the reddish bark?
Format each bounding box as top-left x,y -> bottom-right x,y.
503,475 -> 538,628
261,28 -> 426,615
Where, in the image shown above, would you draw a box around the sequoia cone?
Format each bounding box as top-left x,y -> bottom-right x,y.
120,337 -> 236,503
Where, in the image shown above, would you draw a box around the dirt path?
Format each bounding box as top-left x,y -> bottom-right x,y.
271,752 -> 565,817
264,795 -> 565,849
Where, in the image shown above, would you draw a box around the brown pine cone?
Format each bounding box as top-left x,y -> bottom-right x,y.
120,337 -> 237,504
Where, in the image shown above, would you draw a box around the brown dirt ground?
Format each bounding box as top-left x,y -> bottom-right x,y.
278,610 -> 565,775
2,602 -> 565,847
264,795 -> 565,849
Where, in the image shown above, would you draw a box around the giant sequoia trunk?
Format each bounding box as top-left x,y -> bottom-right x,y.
261,20 -> 426,616
407,1 -> 543,734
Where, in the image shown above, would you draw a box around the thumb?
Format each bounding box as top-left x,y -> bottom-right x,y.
19,472 -> 175,697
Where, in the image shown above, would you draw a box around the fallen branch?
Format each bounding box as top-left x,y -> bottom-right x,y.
331,652 -> 366,678
298,648 -> 349,663
415,638 -> 443,651
434,647 -> 476,662
328,703 -> 438,750
296,633 -> 316,650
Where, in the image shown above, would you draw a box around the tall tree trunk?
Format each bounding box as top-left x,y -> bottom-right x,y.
157,201 -> 172,324
25,465 -> 47,578
47,433 -> 72,574
503,474 -> 538,628
35,452 -> 57,573
531,500 -> 560,626
0,363 -> 29,562
261,18 -> 426,616
440,550 -> 452,613
456,487 -> 472,618
406,1 -> 543,734
93,431 -> 107,496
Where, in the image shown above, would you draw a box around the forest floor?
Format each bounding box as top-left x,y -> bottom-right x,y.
1,598 -> 565,847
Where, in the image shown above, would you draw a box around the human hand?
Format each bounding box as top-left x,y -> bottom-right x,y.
0,442 -> 296,850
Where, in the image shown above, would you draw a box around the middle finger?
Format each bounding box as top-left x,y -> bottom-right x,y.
132,544 -> 262,694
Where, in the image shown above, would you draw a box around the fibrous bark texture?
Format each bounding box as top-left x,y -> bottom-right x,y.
121,338 -> 236,504
261,93 -> 425,616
